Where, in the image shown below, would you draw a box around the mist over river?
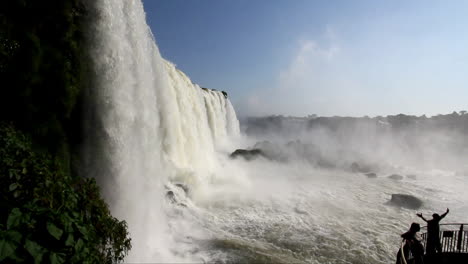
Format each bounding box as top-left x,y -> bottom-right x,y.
162,130 -> 468,263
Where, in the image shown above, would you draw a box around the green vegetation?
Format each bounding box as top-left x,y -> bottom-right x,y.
0,0 -> 132,263
0,0 -> 88,157
0,123 -> 131,263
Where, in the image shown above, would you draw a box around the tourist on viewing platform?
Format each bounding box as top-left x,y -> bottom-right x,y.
396,223 -> 424,264
416,208 -> 449,255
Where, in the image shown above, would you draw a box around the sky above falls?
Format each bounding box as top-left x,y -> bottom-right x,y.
143,0 -> 468,118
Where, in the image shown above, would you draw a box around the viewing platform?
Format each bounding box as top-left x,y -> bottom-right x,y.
401,223 -> 468,264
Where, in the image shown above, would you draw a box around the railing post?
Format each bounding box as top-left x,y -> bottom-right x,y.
457,224 -> 463,251
422,232 -> 427,254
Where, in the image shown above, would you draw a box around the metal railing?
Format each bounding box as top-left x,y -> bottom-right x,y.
420,223 -> 468,254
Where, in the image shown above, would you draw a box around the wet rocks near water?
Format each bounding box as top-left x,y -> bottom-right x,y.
175,183 -> 189,195
388,174 -> 404,180
230,148 -> 267,161
387,194 -> 423,209
165,190 -> 187,207
294,207 -> 308,215
365,172 -> 377,178
230,140 -> 336,168
166,191 -> 177,204
165,183 -> 189,207
350,162 -> 376,174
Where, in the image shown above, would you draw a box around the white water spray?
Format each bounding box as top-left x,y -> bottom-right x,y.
84,0 -> 239,261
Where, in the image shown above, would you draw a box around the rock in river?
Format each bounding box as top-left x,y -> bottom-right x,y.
230,148 -> 267,161
388,174 -> 404,180
387,194 -> 423,209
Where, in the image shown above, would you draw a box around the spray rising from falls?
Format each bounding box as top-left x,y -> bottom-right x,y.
84,0 -> 239,261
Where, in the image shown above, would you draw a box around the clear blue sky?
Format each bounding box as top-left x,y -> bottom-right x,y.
143,0 -> 468,117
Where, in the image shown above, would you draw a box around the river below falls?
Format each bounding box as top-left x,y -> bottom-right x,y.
164,160 -> 468,263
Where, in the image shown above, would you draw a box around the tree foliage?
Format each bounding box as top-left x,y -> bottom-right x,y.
0,0 -> 87,154
0,123 -> 131,263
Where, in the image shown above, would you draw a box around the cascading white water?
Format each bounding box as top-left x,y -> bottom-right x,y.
161,60 -> 240,177
84,0 -> 240,261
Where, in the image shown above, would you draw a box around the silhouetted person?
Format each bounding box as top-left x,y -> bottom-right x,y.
416,208 -> 449,255
396,223 -> 424,264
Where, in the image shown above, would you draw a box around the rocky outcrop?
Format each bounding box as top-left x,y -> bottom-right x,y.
387,194 -> 423,209
175,183 -> 189,195
388,174 -> 403,180
350,162 -> 374,173
166,190 -> 177,204
365,172 -> 377,178
200,87 -> 228,98
230,148 -> 267,161
165,183 -> 189,207
252,141 -> 287,162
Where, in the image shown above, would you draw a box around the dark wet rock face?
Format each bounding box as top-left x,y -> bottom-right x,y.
166,191 -> 177,204
294,207 -> 308,215
388,194 -> 423,209
230,148 -> 267,161
388,174 -> 404,180
165,190 -> 187,207
350,162 -> 375,173
365,172 -> 377,178
175,183 -> 189,195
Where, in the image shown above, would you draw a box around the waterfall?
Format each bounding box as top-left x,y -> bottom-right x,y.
83,0 -> 240,261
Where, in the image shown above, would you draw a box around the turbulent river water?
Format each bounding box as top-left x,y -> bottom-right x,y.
83,0 -> 468,263
166,159 -> 468,263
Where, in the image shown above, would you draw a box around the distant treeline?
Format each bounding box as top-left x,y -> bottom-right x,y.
245,112 -> 468,136
0,1 -> 131,263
